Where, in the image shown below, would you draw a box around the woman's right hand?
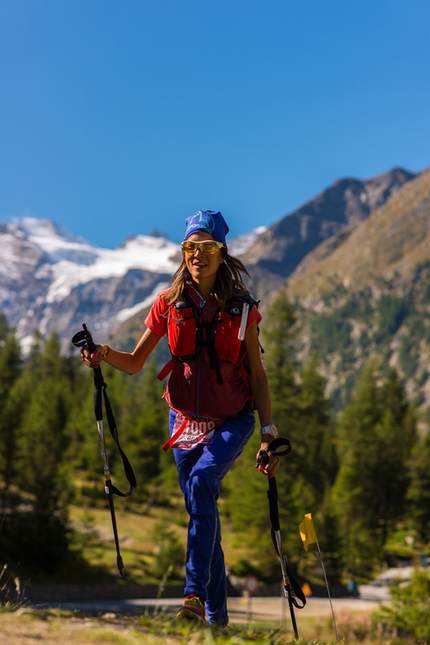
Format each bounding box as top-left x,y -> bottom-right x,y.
81,345 -> 104,369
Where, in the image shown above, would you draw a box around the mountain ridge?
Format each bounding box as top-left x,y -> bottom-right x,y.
284,168 -> 430,411
287,168 -> 430,301
242,167 -> 417,298
0,166 -> 421,355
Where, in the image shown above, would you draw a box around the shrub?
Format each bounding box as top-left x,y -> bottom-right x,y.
374,569 -> 430,640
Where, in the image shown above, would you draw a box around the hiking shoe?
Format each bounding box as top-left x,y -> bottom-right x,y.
176,594 -> 206,622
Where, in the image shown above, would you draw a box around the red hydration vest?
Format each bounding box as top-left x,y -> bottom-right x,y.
157,294 -> 258,384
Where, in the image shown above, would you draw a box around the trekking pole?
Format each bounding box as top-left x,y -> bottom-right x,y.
72,323 -> 136,576
256,438 -> 306,639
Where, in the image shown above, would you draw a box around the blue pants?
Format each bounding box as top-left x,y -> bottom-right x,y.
170,409 -> 255,625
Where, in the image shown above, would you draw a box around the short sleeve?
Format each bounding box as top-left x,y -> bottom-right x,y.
144,290 -> 169,337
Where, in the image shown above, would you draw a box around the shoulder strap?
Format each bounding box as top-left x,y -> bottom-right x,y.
226,292 -> 259,307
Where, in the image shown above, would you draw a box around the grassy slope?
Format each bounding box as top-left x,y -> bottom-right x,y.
67,501 -> 250,585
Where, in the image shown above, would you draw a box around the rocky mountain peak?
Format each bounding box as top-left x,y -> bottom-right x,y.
242,168 -> 417,299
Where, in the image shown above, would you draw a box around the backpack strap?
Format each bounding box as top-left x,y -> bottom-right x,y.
157,358 -> 176,381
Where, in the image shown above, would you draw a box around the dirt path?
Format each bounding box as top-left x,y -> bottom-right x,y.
228,596 -> 380,624
38,595 -> 381,625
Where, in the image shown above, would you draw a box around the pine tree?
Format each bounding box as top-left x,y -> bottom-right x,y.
0,333 -> 78,575
14,333 -> 73,515
407,432 -> 430,545
332,363 -> 417,578
261,287 -> 300,428
259,289 -> 304,563
373,370 -> 417,545
0,322 -> 22,491
313,493 -> 345,586
263,292 -> 337,565
295,354 -> 337,503
64,363 -> 102,501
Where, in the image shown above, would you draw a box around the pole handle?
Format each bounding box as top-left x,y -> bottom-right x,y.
255,437 -> 292,471
71,323 -> 97,353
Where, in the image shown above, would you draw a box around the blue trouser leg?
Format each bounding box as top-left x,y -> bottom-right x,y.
171,409 -> 255,624
206,507 -> 228,622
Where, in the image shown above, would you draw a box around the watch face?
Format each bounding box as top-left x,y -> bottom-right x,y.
261,425 -> 277,437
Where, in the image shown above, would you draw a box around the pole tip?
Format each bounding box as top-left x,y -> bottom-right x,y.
117,555 -> 124,576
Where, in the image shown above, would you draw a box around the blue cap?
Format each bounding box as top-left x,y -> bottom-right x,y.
183,210 -> 229,243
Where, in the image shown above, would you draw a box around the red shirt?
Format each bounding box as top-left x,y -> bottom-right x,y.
145,285 -> 262,419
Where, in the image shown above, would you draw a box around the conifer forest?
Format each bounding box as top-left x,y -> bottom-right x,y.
0,287 -> 429,590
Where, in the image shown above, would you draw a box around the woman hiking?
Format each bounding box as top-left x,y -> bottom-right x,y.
81,209 -> 279,627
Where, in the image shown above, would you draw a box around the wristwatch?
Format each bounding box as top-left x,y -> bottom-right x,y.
259,424 -> 278,439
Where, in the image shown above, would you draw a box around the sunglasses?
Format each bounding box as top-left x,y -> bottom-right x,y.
181,240 -> 225,255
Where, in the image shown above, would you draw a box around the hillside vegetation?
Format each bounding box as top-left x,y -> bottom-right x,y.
286,169 -> 430,410
2,286 -> 429,595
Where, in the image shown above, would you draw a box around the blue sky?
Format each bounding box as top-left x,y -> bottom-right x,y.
1,1 -> 429,248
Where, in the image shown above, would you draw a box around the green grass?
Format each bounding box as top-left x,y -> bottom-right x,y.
68,500 -> 251,585
0,607 -> 375,645
68,503 -> 184,584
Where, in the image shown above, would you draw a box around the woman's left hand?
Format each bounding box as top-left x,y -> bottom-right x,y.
256,445 -> 280,478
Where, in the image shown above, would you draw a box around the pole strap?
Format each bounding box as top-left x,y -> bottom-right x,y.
93,367 -> 136,497
268,477 -> 306,609
72,324 -> 137,497
257,437 -> 306,611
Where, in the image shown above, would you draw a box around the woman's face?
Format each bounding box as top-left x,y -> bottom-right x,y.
183,232 -> 224,288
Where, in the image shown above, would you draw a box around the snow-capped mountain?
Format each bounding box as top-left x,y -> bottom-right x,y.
0,167 -> 415,352
227,226 -> 267,256
0,218 -> 263,351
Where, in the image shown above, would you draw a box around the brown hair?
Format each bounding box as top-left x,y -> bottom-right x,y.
164,248 -> 251,308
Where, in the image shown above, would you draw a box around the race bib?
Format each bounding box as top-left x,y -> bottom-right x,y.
168,413 -> 223,450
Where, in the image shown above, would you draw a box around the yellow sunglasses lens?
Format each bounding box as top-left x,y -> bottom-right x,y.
182,241 -> 223,254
